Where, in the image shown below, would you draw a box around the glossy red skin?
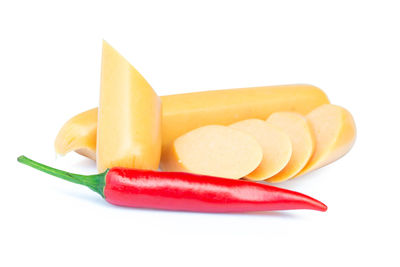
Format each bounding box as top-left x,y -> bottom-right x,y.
104,168 -> 327,213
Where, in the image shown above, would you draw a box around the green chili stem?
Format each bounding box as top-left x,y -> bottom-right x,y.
17,155 -> 106,197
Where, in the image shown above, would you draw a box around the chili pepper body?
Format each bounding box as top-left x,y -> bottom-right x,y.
105,168 -> 327,212
18,156 -> 327,213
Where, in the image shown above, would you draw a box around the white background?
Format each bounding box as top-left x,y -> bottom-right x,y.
1,1 -> 399,266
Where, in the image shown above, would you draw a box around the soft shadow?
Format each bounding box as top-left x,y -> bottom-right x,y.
240,210 -> 299,218
54,187 -> 111,207
259,167 -> 330,189
70,157 -> 97,170
110,206 -> 301,218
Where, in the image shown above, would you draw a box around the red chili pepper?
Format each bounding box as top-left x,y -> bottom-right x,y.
17,156 -> 327,213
